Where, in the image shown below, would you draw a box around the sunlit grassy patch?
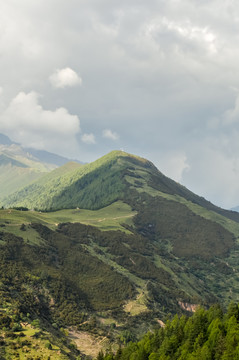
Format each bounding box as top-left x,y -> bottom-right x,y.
0,201 -> 137,244
123,288 -> 149,316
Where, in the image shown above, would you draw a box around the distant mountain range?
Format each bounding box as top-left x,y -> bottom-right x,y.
0,132 -> 82,201
0,132 -> 19,145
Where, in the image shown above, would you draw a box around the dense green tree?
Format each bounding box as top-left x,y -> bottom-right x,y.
101,303 -> 239,360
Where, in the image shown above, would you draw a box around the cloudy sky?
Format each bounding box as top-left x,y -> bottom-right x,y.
0,0 -> 239,209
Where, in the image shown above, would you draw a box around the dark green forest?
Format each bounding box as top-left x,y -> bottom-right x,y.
101,303 -> 239,360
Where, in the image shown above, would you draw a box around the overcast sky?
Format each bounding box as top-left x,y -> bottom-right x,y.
0,0 -> 239,209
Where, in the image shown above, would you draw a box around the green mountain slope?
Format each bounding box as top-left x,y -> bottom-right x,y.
1,203 -> 239,356
1,150 -> 131,209
3,149 -> 239,222
2,150 -> 239,357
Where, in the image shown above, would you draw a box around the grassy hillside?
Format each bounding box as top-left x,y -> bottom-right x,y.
3,150 -> 239,225
0,295 -> 82,359
1,200 -> 239,318
0,317 -> 79,359
2,150 -> 239,356
1,203 -> 239,357
0,201 -> 136,238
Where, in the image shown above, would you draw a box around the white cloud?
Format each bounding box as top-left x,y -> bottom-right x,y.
102,129 -> 119,140
49,68 -> 82,89
81,133 -> 96,144
0,91 -> 80,157
157,152 -> 190,183
222,94 -> 239,126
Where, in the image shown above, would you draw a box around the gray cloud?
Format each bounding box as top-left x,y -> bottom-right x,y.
0,1 -> 239,207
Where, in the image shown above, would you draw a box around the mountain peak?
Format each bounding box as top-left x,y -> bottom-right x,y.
1,149 -> 156,210
106,149 -> 146,161
100,149 -> 156,169
0,133 -> 17,145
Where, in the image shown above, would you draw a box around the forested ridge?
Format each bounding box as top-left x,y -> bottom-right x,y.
101,303 -> 239,360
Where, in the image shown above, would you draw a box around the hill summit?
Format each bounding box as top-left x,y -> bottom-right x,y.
2,149 -> 239,222
1,150 -> 154,210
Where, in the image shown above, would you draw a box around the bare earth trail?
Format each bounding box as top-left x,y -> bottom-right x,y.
97,214 -> 135,223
